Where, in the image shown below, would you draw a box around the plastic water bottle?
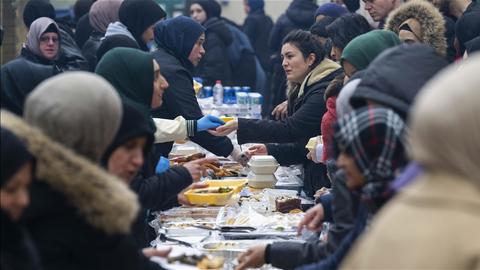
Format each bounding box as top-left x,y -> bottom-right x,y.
248,93 -> 263,119
213,80 -> 224,106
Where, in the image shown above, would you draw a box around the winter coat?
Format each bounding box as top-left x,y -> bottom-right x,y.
75,13 -> 93,49
243,9 -> 274,70
151,47 -> 234,158
268,0 -> 318,52
0,210 -> 43,270
321,96 -> 337,162
224,21 -> 266,92
268,169 -> 358,269
385,0 -> 447,57
342,173 -> 480,269
237,59 -> 341,196
57,23 -> 89,71
350,44 -> 449,120
1,58 -> 56,116
0,111 -> 164,270
195,17 -> 233,86
82,31 -> 103,71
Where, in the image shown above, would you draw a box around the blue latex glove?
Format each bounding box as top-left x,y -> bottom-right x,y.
155,156 -> 170,174
197,115 -> 225,132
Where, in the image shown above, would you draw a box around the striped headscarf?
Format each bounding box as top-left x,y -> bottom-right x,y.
335,106 -> 408,206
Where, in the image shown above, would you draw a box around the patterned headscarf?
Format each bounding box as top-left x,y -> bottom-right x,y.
335,106 -> 408,207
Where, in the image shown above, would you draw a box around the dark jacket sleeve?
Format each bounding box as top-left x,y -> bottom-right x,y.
130,166 -> 193,211
267,169 -> 358,269
266,142 -> 308,166
159,65 -> 234,157
237,90 -> 324,145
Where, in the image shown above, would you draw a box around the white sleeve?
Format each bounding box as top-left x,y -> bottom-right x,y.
153,116 -> 188,143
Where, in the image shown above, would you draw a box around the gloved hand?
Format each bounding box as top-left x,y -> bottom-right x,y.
155,156 -> 170,174
197,115 -> 225,132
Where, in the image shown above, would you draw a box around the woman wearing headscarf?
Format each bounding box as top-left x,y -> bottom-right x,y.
341,53 -> 480,270
236,106 -> 408,270
152,16 -> 244,164
1,72 -> 167,270
0,128 -> 40,270
190,0 -> 233,85
314,3 -> 348,22
326,13 -> 371,61
96,47 -> 221,247
385,0 -> 447,57
21,17 -> 61,67
98,0 -> 165,54
82,0 -> 123,71
211,30 -> 342,196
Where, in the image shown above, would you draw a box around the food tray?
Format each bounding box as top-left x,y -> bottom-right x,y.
184,188 -> 235,206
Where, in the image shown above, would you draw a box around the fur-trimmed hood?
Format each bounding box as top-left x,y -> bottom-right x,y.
385,0 -> 447,56
0,110 -> 139,235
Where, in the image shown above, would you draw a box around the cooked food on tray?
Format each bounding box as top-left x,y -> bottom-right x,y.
203,162 -> 240,179
167,253 -> 224,269
194,187 -> 234,194
170,153 -> 206,164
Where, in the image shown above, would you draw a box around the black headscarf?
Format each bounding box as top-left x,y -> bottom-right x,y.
455,11 -> 480,53
101,102 -> 154,164
73,0 -> 95,21
0,128 -> 34,186
119,0 -> 166,51
22,0 -> 56,28
192,0 -> 219,20
154,16 -> 205,63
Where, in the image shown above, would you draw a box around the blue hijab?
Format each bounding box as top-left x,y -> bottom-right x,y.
154,16 -> 205,62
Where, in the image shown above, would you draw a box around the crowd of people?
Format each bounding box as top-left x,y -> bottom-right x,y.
1,0 -> 479,269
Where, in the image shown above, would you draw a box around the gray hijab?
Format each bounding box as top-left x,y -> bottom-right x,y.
89,0 -> 123,33
26,17 -> 60,59
24,72 -> 122,163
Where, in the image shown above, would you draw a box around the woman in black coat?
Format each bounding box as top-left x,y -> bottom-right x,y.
0,128 -> 41,270
211,30 -> 342,196
190,0 -> 233,85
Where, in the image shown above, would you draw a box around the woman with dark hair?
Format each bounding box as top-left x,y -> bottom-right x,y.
0,128 -> 40,270
326,13 -> 371,61
211,30 -> 342,196
190,0 -> 233,85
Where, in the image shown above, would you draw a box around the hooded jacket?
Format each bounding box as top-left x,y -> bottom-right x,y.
269,0 -> 318,52
385,0 -> 447,57
195,17 -> 233,85
152,17 -> 234,159
350,44 -> 449,119
1,111 -> 164,270
342,55 -> 480,269
1,58 -> 56,116
237,59 -> 342,195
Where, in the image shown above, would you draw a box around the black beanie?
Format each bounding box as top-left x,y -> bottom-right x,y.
1,128 -> 34,186
23,0 -> 56,28
119,0 -> 166,51
101,102 -> 154,165
310,16 -> 336,38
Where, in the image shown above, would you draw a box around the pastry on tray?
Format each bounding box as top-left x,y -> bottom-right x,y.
275,196 -> 301,213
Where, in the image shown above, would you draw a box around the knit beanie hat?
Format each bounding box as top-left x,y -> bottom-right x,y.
23,0 -> 55,28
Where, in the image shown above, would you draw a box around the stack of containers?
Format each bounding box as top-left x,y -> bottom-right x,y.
247,156 -> 279,188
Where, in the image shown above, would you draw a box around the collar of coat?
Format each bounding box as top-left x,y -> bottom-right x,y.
0,110 -> 139,235
297,58 -> 341,98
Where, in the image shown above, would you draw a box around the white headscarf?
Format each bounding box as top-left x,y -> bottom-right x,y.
409,53 -> 480,184
24,72 -> 122,162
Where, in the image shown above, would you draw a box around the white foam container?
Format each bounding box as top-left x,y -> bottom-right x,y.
248,163 -> 279,174
247,173 -> 277,189
249,156 -> 278,166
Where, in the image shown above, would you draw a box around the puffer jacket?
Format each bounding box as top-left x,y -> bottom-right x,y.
82,31 -> 103,71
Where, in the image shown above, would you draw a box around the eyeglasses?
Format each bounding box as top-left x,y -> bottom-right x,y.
40,36 -> 59,43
